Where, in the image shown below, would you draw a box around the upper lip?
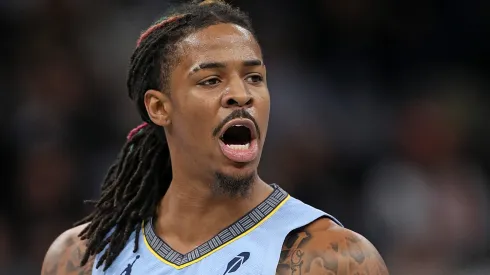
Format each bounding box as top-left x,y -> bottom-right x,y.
219,119 -> 258,140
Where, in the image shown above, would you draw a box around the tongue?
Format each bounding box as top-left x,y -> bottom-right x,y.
219,139 -> 258,163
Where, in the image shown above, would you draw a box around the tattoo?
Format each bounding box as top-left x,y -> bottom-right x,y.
290,249 -> 305,275
42,232 -> 94,275
42,262 -> 58,275
276,226 -> 389,275
278,230 -> 310,275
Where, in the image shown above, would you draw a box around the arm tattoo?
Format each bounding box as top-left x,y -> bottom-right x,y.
277,231 -> 311,275
276,229 -> 389,275
42,234 -> 94,275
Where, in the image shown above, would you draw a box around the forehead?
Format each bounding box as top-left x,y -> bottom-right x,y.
177,23 -> 262,67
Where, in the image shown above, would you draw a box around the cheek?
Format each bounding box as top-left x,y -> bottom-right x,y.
255,91 -> 271,121
251,91 -> 270,143
174,94 -> 218,143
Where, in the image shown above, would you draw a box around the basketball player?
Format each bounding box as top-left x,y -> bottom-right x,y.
41,1 -> 389,274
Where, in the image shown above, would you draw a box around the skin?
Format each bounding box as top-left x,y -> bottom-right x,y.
277,219 -> 389,275
41,23 -> 389,275
41,224 -> 93,275
146,23 -> 270,185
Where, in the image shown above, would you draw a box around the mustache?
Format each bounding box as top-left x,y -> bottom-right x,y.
213,109 -> 261,139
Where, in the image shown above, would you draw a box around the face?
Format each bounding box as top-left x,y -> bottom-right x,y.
145,23 -> 270,194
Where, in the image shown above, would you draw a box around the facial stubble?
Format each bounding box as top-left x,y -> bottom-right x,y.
212,171 -> 255,198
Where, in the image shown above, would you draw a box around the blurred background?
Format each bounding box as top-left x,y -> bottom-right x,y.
0,0 -> 489,274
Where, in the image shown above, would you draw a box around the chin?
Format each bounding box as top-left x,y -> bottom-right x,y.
223,157 -> 259,175
212,165 -> 257,198
219,162 -> 257,182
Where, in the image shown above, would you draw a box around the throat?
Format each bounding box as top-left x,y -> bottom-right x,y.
151,179 -> 272,254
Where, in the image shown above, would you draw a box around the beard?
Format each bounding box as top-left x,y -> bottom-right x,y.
212,171 -> 255,198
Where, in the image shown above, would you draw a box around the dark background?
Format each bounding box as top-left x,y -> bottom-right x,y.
0,0 -> 489,274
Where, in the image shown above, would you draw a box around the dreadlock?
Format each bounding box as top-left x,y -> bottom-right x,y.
75,0 -> 256,271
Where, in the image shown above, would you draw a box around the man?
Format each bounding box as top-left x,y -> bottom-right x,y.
41,1 -> 389,274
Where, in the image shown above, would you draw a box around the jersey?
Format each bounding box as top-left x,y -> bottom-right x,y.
92,184 -> 342,275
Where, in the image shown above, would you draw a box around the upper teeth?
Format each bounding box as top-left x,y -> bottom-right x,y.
227,143 -> 250,150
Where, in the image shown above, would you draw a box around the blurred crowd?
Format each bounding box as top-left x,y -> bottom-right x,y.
0,0 -> 489,274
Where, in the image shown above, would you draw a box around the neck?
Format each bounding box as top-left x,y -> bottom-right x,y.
153,173 -> 272,254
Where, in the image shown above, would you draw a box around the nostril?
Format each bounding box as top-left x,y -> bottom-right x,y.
226,98 -> 238,106
245,98 -> 253,106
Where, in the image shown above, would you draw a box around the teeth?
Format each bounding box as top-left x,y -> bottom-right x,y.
226,143 -> 250,150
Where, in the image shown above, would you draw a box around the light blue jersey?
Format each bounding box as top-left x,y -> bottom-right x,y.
93,185 -> 342,275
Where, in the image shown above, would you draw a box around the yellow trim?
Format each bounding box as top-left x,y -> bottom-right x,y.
143,194 -> 290,270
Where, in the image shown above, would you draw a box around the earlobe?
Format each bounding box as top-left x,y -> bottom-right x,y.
144,89 -> 172,127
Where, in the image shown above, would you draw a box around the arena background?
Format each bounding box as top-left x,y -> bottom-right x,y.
0,0 -> 489,274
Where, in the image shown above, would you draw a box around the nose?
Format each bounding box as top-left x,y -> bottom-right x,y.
221,78 -> 253,108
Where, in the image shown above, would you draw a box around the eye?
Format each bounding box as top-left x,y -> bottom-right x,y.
245,74 -> 263,84
198,77 -> 221,87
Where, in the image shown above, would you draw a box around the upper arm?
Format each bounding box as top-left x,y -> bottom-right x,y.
276,219 -> 389,275
41,224 -> 94,275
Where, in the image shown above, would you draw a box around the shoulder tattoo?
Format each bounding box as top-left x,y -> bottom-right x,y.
42,233 -> 94,275
276,228 -> 389,275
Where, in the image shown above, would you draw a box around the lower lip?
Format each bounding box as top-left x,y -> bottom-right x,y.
219,139 -> 259,163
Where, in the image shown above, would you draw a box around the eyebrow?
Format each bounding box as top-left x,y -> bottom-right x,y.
190,59 -> 263,75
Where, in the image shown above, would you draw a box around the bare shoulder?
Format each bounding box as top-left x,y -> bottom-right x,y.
276,218 -> 389,275
41,223 -> 94,275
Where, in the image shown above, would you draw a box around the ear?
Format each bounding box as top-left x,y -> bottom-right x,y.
144,89 -> 172,127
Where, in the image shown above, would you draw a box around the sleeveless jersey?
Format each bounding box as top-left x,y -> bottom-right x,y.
92,185 -> 342,275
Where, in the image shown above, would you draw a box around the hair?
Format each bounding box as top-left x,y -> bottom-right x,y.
75,0 -> 256,271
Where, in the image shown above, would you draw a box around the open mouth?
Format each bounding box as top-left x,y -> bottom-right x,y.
220,125 -> 252,148
218,120 -> 259,163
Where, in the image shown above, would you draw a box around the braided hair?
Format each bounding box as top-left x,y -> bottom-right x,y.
75,0 -> 256,270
